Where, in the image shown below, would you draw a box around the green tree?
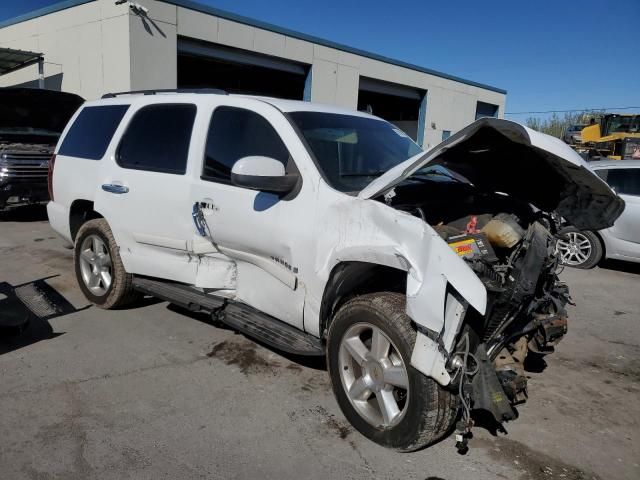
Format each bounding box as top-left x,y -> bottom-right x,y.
525,111 -> 603,139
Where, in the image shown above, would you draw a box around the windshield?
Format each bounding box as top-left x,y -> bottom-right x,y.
289,111 -> 422,192
604,115 -> 640,134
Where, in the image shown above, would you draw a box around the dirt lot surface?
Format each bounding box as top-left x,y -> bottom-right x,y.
1,207 -> 639,480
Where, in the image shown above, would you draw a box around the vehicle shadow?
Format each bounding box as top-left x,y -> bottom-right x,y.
599,259 -> 640,275
471,409 -> 512,438
0,277 -> 89,355
120,295 -> 163,310
0,205 -> 48,222
167,303 -> 327,371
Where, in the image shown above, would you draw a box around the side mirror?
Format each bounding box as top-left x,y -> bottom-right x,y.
231,156 -> 299,194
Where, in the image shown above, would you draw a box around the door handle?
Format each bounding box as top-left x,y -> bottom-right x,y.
102,183 -> 129,194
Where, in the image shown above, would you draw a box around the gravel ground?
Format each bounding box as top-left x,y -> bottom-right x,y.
1,206 -> 639,480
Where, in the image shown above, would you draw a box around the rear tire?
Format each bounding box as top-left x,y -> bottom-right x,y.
74,218 -> 139,309
327,292 -> 458,451
557,227 -> 603,269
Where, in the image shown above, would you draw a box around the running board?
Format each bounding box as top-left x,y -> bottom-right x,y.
221,303 -> 324,356
132,277 -> 225,313
132,276 -> 324,356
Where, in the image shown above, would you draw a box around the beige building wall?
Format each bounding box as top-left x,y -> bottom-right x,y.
170,0 -> 506,148
129,0 -> 177,90
0,0 -> 506,146
0,0 -> 131,99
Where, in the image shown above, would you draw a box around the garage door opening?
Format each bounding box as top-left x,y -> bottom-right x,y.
177,39 -> 308,100
475,101 -> 499,120
357,77 -> 426,144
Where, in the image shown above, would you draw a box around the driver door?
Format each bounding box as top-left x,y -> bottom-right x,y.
188,99 -> 313,330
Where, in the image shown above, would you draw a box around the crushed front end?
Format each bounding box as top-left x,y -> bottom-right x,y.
361,118 -> 623,452
437,213 -> 570,450
386,188 -> 574,450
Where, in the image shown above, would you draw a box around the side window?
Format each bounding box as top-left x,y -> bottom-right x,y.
606,168 -> 640,196
58,105 -> 129,160
594,169 -> 608,181
118,104 -> 196,174
203,106 -> 290,183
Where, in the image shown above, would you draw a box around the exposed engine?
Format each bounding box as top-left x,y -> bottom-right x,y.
437,212 -> 568,407
387,180 -> 571,450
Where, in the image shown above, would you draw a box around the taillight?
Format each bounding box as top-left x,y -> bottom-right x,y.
47,154 -> 56,201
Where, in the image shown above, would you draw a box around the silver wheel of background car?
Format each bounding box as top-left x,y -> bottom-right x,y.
338,322 -> 410,428
557,231 -> 592,266
78,233 -> 113,296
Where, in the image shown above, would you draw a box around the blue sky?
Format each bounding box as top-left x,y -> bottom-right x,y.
2,0 -> 639,120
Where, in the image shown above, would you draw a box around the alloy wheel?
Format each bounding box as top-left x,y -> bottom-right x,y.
338,322 -> 410,428
78,234 -> 113,296
557,231 -> 592,266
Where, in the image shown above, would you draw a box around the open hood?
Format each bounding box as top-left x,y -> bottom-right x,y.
359,118 -> 624,230
0,87 -> 84,136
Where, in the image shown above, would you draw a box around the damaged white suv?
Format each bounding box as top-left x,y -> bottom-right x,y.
47,90 -> 623,451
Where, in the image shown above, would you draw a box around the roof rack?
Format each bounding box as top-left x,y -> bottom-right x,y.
101,88 -> 227,99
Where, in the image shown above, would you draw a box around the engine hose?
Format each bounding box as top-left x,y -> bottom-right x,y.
453,332 -> 479,424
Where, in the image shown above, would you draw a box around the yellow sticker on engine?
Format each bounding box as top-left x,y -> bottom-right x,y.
449,238 -> 477,257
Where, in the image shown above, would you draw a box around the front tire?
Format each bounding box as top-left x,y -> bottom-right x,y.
557,227 -> 603,269
327,292 -> 458,451
74,218 -> 139,309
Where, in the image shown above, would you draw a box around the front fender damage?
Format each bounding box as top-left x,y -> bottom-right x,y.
403,226 -> 486,386
318,197 -> 487,387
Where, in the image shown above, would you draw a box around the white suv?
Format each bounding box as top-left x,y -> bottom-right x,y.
48,90 -> 622,452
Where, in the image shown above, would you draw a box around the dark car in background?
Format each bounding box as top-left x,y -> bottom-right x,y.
0,88 -> 83,212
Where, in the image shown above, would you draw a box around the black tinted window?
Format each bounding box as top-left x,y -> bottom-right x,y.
118,104 -> 196,174
58,105 -> 129,160
605,168 -> 640,196
203,107 -> 290,182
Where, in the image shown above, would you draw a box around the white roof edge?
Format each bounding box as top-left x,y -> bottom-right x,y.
237,95 -> 378,118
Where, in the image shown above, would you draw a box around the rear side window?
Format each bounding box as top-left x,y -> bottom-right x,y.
58,105 -> 129,160
604,168 -> 640,196
118,104 -> 196,174
202,106 -> 290,182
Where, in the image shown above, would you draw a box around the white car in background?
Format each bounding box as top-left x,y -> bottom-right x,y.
562,124 -> 587,145
557,160 -> 640,268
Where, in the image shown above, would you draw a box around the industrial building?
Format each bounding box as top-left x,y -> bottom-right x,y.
0,0 -> 506,148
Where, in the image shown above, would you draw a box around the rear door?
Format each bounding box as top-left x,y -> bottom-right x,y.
600,167 -> 640,256
53,104 -> 130,240
95,101 -> 200,283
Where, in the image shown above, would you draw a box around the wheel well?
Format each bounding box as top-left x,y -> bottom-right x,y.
69,200 -> 103,241
319,261 -> 407,338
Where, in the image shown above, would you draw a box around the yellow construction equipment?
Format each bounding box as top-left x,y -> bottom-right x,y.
580,113 -> 640,160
